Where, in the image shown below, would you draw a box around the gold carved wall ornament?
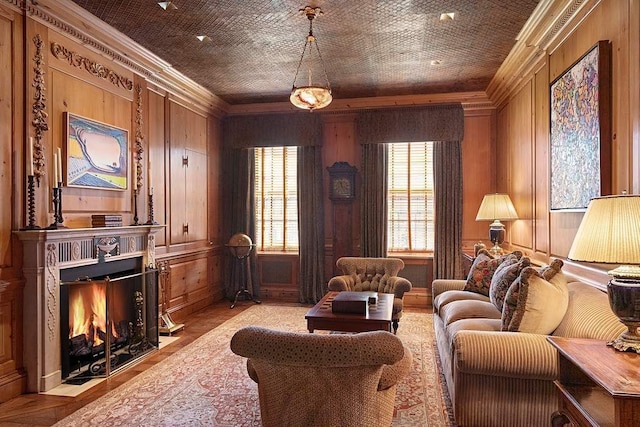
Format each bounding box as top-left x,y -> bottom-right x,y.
50,42 -> 134,91
134,84 -> 145,191
32,34 -> 49,186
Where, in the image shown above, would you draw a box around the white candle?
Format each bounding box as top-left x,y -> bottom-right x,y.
53,153 -> 59,186
29,137 -> 34,176
57,147 -> 62,184
148,164 -> 152,191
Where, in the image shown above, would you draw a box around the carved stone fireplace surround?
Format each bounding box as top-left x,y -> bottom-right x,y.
15,225 -> 163,393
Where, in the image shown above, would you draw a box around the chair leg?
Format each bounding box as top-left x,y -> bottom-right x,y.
392,320 -> 399,334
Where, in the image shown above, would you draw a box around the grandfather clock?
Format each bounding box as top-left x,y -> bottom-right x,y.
327,162 -> 357,274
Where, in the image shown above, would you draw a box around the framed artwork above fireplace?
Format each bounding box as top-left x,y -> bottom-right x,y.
64,112 -> 129,191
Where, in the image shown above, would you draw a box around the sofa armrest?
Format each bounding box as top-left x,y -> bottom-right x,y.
387,276 -> 412,299
378,345 -> 413,391
432,279 -> 467,300
328,275 -> 354,291
453,330 -> 558,380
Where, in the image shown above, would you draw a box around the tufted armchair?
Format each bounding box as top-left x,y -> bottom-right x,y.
230,326 -> 412,427
328,257 -> 412,333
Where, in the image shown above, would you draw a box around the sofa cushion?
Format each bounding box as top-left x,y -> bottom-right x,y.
434,290 -> 490,314
441,299 -> 501,327
501,266 -> 569,334
490,256 -> 531,312
445,318 -> 502,348
464,249 -> 522,296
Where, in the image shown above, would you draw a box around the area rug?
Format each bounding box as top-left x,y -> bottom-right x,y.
55,305 -> 454,426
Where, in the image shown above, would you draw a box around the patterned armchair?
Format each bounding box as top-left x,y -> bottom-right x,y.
230,326 -> 412,427
328,257 -> 412,333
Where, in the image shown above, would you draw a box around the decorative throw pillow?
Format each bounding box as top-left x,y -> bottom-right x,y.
489,256 -> 531,311
464,249 -> 523,297
501,263 -> 569,334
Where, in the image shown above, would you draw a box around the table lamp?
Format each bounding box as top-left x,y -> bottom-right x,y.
567,194 -> 640,352
475,193 -> 519,255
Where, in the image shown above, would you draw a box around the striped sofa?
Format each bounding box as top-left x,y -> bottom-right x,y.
432,278 -> 625,427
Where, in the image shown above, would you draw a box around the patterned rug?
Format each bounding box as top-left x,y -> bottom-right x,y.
55,305 -> 454,426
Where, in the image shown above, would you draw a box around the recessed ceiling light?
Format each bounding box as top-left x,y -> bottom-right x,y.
431,60 -> 442,66
158,2 -> 177,11
439,12 -> 455,21
196,35 -> 212,43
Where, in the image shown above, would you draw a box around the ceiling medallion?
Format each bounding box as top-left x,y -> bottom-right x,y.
290,6 -> 332,111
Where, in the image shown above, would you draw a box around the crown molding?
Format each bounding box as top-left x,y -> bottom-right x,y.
487,0 -> 600,107
18,0 -> 228,116
226,91 -> 494,116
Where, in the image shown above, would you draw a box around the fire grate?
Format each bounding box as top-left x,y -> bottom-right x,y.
60,267 -> 158,384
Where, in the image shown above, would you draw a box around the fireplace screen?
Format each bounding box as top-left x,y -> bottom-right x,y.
60,267 -> 158,383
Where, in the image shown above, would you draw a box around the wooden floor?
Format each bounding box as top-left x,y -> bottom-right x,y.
0,300 -> 428,426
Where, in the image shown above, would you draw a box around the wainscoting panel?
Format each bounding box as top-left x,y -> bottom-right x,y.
257,254 -> 299,302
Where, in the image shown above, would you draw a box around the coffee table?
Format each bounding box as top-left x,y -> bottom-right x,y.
305,291 -> 393,333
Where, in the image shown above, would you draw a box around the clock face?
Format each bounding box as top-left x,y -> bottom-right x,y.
332,177 -> 353,199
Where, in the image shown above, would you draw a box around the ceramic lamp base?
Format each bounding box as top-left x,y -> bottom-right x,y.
607,278 -> 640,352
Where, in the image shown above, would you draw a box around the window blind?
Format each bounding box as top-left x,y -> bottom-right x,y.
387,142 -> 435,252
254,146 -> 299,251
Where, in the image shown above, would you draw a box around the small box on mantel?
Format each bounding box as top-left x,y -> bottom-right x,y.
92,214 -> 123,228
331,291 -> 378,314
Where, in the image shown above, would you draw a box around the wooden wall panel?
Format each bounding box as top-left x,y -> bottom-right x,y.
508,81 -> 533,251
0,10 -> 14,265
49,70 -> 133,226
497,0 -> 638,272
460,111 -> 494,249
533,61 -> 550,256
147,88 -> 166,246
549,0 -> 630,194
0,2 -> 26,403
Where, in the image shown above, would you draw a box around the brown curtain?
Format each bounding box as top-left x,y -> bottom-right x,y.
297,146 -> 325,303
223,113 -> 322,148
222,113 -> 325,302
360,143 -> 388,257
221,147 -> 260,300
356,104 -> 464,275
433,141 -> 464,279
356,104 -> 464,144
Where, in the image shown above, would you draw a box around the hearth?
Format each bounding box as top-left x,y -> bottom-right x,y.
15,225 -> 163,392
60,259 -> 158,384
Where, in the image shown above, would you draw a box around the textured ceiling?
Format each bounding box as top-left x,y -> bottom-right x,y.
70,0 -> 540,105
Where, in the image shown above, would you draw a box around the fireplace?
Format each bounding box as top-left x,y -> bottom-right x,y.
60,258 -> 158,383
15,225 -> 163,392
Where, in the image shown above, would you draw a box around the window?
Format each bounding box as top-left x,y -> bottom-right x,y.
387,142 -> 434,252
254,146 -> 298,252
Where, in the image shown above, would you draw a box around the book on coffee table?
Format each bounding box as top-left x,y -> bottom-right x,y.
331,291 -> 378,314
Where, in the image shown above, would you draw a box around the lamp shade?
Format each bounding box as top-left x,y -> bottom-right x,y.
568,194 -> 640,266
475,194 -> 519,221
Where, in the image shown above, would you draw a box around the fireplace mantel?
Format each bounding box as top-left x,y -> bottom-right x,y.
15,225 -> 163,392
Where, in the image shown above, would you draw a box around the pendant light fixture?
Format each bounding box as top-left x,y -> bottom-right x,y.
290,6 -> 332,111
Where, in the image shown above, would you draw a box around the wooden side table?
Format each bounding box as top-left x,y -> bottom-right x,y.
548,336 -> 640,426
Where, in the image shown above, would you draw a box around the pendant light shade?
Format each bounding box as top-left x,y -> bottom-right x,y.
290,6 -> 332,111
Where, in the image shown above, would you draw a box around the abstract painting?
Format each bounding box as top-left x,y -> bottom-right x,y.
64,113 -> 129,190
549,41 -> 611,211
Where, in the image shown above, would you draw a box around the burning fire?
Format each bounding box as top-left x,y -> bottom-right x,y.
69,284 -> 118,347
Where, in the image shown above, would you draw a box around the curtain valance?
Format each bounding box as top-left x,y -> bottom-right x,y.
356,104 -> 464,144
223,113 -> 323,148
